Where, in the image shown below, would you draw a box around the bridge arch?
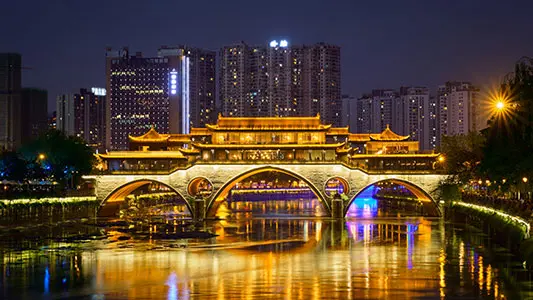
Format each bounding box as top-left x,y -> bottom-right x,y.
100,179 -> 193,217
206,166 -> 330,218
344,178 -> 441,217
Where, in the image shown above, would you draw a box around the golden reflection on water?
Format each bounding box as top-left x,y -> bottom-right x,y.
0,217 -> 523,299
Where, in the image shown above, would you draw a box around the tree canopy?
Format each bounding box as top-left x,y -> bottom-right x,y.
480,57 -> 533,185
439,131 -> 485,184
0,130 -> 94,187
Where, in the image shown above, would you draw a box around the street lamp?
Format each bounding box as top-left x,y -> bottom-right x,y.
523,177 -> 528,183
38,153 -> 46,160
495,100 -> 505,111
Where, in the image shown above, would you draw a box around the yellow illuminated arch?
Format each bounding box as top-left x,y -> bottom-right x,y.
344,178 -> 440,217
100,179 -> 193,216
206,166 -> 329,218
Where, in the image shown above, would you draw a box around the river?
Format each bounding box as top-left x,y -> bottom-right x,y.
1,196 -> 532,299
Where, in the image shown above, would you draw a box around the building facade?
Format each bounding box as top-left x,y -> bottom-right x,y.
20,88 -> 48,144
0,53 -> 22,150
352,87 -> 437,151
57,88 -> 106,151
437,82 -> 479,143
74,88 -> 106,150
399,87 -> 437,150
56,93 -> 75,136
106,47 -> 216,150
220,41 -> 341,125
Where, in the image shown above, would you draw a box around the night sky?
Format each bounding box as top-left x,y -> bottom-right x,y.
1,0 -> 532,113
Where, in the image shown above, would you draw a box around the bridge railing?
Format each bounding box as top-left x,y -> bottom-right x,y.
91,157 -> 443,175
461,192 -> 533,222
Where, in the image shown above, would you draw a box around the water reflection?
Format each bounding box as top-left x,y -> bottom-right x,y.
218,196 -> 327,219
1,199 -> 532,299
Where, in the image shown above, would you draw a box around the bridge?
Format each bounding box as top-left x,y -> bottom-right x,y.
85,115 -> 446,219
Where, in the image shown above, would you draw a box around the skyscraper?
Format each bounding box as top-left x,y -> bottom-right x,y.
437,81 -> 479,143
105,46 -> 216,150
0,53 -> 22,150
399,87 -> 436,150
353,87 -> 437,151
267,40 -> 293,117
220,43 -> 249,117
57,88 -> 106,151
301,43 -> 342,125
20,88 -> 48,144
219,40 -> 341,125
56,93 -> 75,136
75,88 -> 106,150
185,47 -> 217,128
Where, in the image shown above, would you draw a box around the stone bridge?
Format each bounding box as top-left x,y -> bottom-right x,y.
84,163 -> 446,219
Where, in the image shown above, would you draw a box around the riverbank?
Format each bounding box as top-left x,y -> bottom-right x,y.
450,201 -> 533,264
0,196 -> 99,226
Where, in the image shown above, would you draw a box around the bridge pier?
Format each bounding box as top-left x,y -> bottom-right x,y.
331,198 -> 345,219
194,198 -> 206,221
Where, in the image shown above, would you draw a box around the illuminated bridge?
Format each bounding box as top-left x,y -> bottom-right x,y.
85,115 -> 447,219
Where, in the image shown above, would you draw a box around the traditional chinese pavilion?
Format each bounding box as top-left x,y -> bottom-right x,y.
95,114 -> 440,173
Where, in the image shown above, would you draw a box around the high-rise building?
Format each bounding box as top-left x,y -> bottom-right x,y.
437,82 -> 479,143
185,47 -> 217,128
372,89 -> 396,133
0,53 -> 22,150
74,88 -> 106,150
20,88 -> 48,144
399,87 -> 436,150
354,94 -> 373,133
57,88 -> 106,151
301,43 -> 342,125
220,43 -> 250,117
106,46 -> 216,150
56,93 -> 75,136
267,40 -> 293,117
248,46 -> 268,116
219,40 -> 341,125
354,87 -> 437,151
341,94 -> 356,128
352,90 -> 397,134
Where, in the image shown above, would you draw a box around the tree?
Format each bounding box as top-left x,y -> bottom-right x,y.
480,57 -> 533,184
0,151 -> 27,182
439,132 -> 485,184
18,130 -> 95,188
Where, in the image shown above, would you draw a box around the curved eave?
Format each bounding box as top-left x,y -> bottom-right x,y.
368,136 -> 411,142
204,125 -> 332,131
168,138 -> 192,143
96,151 -> 187,160
350,153 -> 440,159
192,142 -> 346,149
179,148 -> 200,154
129,136 -> 169,143
335,148 -> 352,153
